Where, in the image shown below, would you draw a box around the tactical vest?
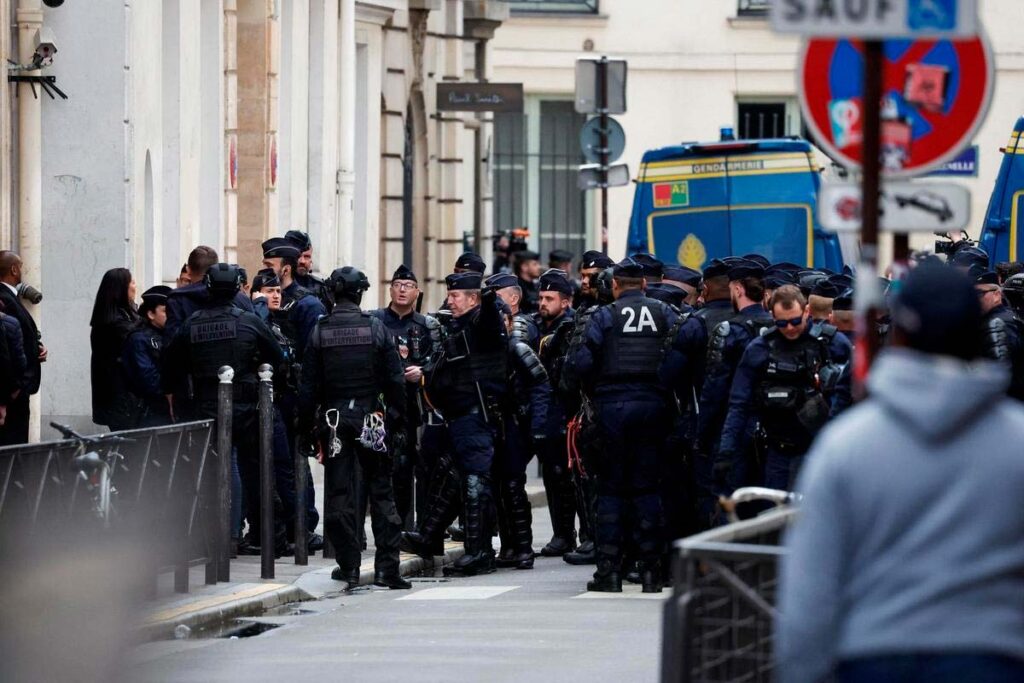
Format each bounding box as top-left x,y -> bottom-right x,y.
599,296 -> 669,384
317,311 -> 378,403
757,331 -> 830,442
694,303 -> 734,337
277,286 -> 314,345
187,307 -> 259,401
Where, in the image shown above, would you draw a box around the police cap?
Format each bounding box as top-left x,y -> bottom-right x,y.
549,249 -> 574,265
454,252 -> 486,274
580,250 -> 614,270
484,272 -> 519,290
446,272 -> 483,290
284,229 -> 312,251
742,253 -> 771,269
703,259 -> 730,280
631,252 -> 664,278
612,258 -> 644,279
973,270 -> 999,286
727,259 -> 765,281
828,273 -> 855,290
140,285 -> 172,312
329,266 -> 370,296
252,267 -> 281,291
664,265 -> 702,288
811,280 -> 842,299
391,264 -> 418,283
262,237 -> 301,260
764,269 -> 797,289
833,288 -> 854,311
539,270 -> 573,296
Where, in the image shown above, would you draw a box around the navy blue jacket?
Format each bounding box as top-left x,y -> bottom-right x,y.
283,282 -> 326,362
0,313 -> 26,402
165,283 -> 254,342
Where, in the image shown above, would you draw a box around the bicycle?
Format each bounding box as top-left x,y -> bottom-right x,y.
50,422 -> 131,529
718,486 -> 802,524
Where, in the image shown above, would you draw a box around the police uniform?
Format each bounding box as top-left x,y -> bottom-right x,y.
976,270 -> 1024,401
572,259 -> 679,593
298,267 -> 409,588
162,264 -> 289,553
420,272 -> 508,576
534,271 -> 581,557
370,265 -> 433,530
697,261 -> 774,499
717,321 -> 852,491
121,286 -> 173,427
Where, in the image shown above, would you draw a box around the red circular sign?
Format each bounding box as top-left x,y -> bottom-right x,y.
799,35 -> 994,178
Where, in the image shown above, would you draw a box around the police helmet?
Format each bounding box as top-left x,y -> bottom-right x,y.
1002,273 -> 1024,313
204,263 -> 243,298
329,266 -> 370,299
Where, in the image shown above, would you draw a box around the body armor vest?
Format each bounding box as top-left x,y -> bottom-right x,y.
187,307 -> 259,401
317,311 -> 378,403
757,331 -> 830,442
599,296 -> 669,384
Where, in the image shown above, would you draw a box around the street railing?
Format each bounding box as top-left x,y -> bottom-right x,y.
661,507 -> 797,683
0,420 -> 219,593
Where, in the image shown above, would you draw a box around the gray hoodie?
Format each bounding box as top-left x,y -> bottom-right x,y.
777,348 -> 1024,683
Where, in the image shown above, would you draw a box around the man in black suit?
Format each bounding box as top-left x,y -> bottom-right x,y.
0,251 -> 46,445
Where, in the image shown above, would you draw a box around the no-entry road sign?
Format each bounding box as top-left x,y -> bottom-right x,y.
773,0 -> 979,39
799,35 -> 994,177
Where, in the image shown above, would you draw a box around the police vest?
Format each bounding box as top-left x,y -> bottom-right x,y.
187,307 -> 260,401
317,311 -> 379,403
694,303 -> 734,338
277,286 -> 315,345
599,296 -> 669,384
757,331 -> 831,439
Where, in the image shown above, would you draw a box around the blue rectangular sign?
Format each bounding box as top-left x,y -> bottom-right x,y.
926,145 -> 979,177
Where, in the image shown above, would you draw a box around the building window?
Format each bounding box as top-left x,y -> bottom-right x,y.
736,0 -> 769,16
737,100 -> 802,139
508,0 -> 599,15
494,99 -> 589,262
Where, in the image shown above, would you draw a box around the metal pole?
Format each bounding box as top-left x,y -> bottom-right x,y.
854,40 -> 884,399
294,436 -> 308,565
258,364 -> 275,579
598,56 -> 609,256
216,366 -> 234,582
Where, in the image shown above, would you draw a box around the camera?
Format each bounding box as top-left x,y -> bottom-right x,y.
33,28 -> 58,68
43,0 -> 65,8
491,227 -> 530,274
17,282 -> 43,305
934,231 -> 975,257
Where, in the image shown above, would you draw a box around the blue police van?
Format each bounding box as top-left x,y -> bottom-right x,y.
626,132 -> 846,271
977,116 -> 1024,267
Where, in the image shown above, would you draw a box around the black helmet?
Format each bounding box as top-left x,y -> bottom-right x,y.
1002,273 -> 1024,314
329,266 -> 370,299
595,267 -> 615,305
204,263 -> 242,298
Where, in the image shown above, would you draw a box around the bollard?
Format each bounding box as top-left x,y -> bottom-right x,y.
258,364 -> 275,580
293,436 -> 308,565
217,365 -> 234,582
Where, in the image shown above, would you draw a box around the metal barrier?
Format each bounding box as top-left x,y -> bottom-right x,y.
0,420 -> 219,593
661,508 -> 798,683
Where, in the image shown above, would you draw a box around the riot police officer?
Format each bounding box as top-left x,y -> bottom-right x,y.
717,284 -> 851,491
572,258 -> 679,593
1002,273 -> 1024,318
697,259 -> 774,501
284,229 -> 334,310
974,270 -> 1024,400
370,264 -> 433,530
415,272 -> 508,576
260,238 -> 326,362
486,272 -> 540,350
121,285 -> 173,427
298,267 -> 410,589
162,263 -> 289,554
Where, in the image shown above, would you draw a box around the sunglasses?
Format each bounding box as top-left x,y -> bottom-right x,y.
774,316 -> 805,329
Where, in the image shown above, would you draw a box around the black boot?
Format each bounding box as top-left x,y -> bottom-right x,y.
400,457 -> 461,558
494,476 -> 516,568
445,473 -> 496,577
587,560 -> 622,593
563,540 -> 596,565
373,570 -> 412,590
331,566 -> 360,588
642,561 -> 663,594
540,462 -> 577,557
503,475 -> 534,570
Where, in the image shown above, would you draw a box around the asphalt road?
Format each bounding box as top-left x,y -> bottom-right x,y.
130,533 -> 667,683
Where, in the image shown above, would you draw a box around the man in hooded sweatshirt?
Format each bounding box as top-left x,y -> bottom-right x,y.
777,264 -> 1024,683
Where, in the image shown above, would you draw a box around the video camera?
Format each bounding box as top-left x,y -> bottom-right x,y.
933,230 -> 976,257
492,227 -> 531,274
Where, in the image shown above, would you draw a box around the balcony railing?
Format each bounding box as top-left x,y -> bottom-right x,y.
737,0 -> 769,16
507,0 -> 599,15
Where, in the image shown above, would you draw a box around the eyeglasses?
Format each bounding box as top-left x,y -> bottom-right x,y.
391,282 -> 417,292
976,287 -> 999,297
774,316 -> 805,329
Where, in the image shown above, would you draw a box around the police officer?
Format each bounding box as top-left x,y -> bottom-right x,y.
454,251 -> 487,275
974,269 -> 1024,400
414,272 -> 507,576
370,264 -> 432,530
162,263 -> 289,554
716,284 -> 852,491
663,265 -> 702,308
298,267 -> 410,589
121,285 -> 173,427
164,246 -> 254,341
1002,273 -> 1024,317
486,272 -> 540,350
535,269 -> 580,557
697,259 -> 775,501
558,262 -> 614,565
516,251 -> 542,314
284,229 -> 334,310
572,258 -> 679,593
261,238 -> 326,362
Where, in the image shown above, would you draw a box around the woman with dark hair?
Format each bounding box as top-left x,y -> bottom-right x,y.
89,267 -> 139,429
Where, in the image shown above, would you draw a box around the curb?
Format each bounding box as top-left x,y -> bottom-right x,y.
140,543 -> 466,642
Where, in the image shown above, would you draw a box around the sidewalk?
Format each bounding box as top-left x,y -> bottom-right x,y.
138,479 -> 548,641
